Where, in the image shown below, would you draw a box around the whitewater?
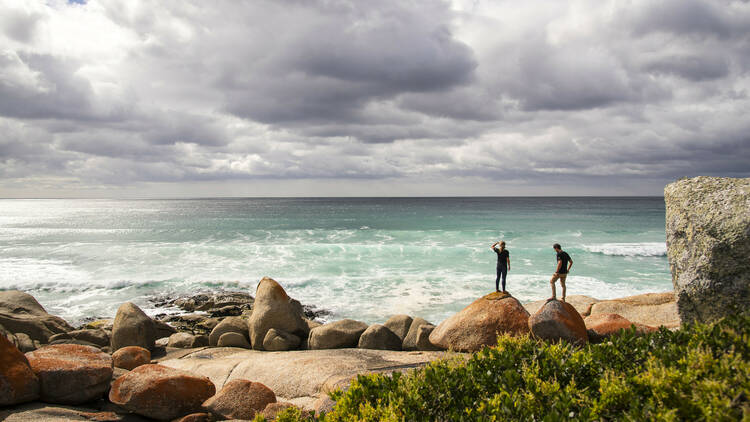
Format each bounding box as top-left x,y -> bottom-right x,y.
0,197 -> 672,326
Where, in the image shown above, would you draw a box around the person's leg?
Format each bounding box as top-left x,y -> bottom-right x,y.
501,267 -> 507,292
560,274 -> 567,301
549,274 -> 558,300
495,267 -> 501,292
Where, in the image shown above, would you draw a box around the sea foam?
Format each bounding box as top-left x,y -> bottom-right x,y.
583,242 -> 667,257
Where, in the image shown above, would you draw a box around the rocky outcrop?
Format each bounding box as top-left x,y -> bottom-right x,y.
263,328 -> 301,351
383,315 -> 413,342
202,379 -> 276,420
109,364 -> 216,420
584,313 -> 657,343
0,333 -> 39,405
217,332 -> 251,348
247,277 -> 309,351
357,324 -> 402,350
112,346 -> 151,370
111,303 -> 156,352
665,176 -> 750,324
208,317 -> 249,347
167,333 -> 209,349
528,300 -> 588,346
429,292 -> 530,352
0,290 -> 73,344
308,319 -> 368,349
589,292 -> 679,328
25,344 -> 113,404
402,317 -> 432,351
524,295 -> 599,317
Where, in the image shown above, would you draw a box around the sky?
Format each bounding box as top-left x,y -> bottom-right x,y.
1,0 -> 749,198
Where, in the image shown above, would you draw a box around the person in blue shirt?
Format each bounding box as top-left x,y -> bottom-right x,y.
549,243 -> 573,301
491,240 -> 511,293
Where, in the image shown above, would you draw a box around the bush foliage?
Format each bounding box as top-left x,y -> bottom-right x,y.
260,315 -> 750,421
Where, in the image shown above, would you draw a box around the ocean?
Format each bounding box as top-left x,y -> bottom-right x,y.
0,197 -> 672,326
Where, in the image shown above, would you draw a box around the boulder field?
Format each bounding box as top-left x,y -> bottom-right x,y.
1,274 -> 685,419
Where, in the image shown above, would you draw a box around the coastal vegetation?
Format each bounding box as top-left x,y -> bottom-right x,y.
268,314 -> 750,421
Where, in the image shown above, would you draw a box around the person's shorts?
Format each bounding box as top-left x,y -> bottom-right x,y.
551,273 -> 568,282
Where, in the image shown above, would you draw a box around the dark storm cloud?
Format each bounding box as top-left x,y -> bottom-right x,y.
219,1 -> 477,129
0,0 -> 749,196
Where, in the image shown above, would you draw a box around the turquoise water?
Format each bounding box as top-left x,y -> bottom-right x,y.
0,197 -> 671,326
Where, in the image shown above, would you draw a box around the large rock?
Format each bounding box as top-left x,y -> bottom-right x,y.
263,328 -> 301,351
247,277 -> 309,350
0,333 -> 39,405
357,324 -> 401,350
524,295 -> 600,317
0,290 -> 73,343
429,292 -> 530,352
308,319 -> 368,349
63,329 -> 110,347
584,313 -> 657,343
415,324 -> 441,351
217,332 -> 251,348
402,317 -> 432,351
202,379 -> 276,420
167,333 -> 209,349
383,315 -> 413,342
528,299 -> 588,346
112,346 -> 151,370
208,317 -> 249,347
589,292 -> 679,328
664,176 -> 750,324
109,364 -> 216,420
25,344 -> 113,404
111,303 -> 156,352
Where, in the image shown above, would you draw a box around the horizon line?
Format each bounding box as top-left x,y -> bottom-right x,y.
0,195 -> 666,200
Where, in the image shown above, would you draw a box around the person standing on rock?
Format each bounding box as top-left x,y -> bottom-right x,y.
491,241 -> 510,293
550,243 -> 573,301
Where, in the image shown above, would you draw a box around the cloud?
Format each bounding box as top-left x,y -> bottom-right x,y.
0,0 -> 749,197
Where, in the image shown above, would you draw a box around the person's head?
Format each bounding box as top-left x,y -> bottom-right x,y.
553,243 -> 561,252
499,241 -> 506,249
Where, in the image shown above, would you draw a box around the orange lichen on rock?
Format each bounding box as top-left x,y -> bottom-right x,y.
109,364 -> 216,421
25,344 -> 112,404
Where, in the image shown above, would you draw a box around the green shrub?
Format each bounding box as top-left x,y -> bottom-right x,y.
267,315 -> 750,421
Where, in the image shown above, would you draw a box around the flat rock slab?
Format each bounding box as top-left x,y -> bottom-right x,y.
157,347 -> 456,405
589,292 -> 679,328
0,402 -> 149,421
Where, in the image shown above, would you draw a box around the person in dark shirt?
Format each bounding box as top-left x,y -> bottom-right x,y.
549,243 -> 573,301
491,240 -> 511,293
